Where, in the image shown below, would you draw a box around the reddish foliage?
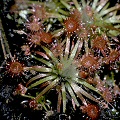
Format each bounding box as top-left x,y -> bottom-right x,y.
31,4 -> 47,20
64,17 -> 79,33
92,36 -> 108,56
7,61 -> 24,76
27,32 -> 41,45
26,18 -> 42,33
29,99 -> 38,109
40,32 -> 53,44
21,45 -> 31,55
79,70 -> 88,79
102,88 -> 113,102
13,83 -> 27,95
104,50 -> 120,64
81,104 -> 100,120
80,54 -> 100,71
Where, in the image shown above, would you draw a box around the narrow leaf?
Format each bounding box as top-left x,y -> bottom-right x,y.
42,46 -> 59,63
105,16 -> 120,24
72,0 -> 81,11
26,73 -> 48,87
60,0 -> 71,10
71,82 -> 98,103
71,82 -> 87,105
66,82 -> 79,107
75,79 -> 101,95
96,0 -> 108,12
57,91 -> 62,113
99,5 -> 120,17
31,55 -> 53,68
69,40 -> 79,61
35,51 -> 49,60
81,0 -> 86,7
92,0 -> 99,9
28,75 -> 57,89
99,2 -> 110,15
64,36 -> 70,60
62,83 -> 67,113
35,78 -> 59,101
28,66 -> 53,72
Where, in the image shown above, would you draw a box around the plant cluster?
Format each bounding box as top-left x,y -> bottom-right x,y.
1,0 -> 120,119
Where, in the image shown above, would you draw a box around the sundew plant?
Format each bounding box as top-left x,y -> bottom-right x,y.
0,0 -> 120,119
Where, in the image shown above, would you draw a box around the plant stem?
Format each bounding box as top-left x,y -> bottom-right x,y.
0,17 -> 13,60
21,94 -> 35,99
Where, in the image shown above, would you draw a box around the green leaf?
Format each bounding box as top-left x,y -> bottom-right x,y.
64,36 -> 70,60
28,75 -> 57,89
99,2 -> 110,15
26,73 -> 48,87
71,82 -> 98,103
29,66 -> 53,72
72,0 -> 81,11
31,55 -> 54,68
71,82 -> 87,105
75,79 -> 101,95
60,0 -> 71,10
108,30 -> 120,36
66,82 -> 79,107
81,0 -> 86,7
62,82 -> 67,113
92,0 -> 99,9
105,16 -> 120,24
57,91 -> 62,113
42,46 -> 59,63
69,40 -> 79,61
35,78 -> 59,101
99,5 -> 120,17
96,0 -> 108,12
